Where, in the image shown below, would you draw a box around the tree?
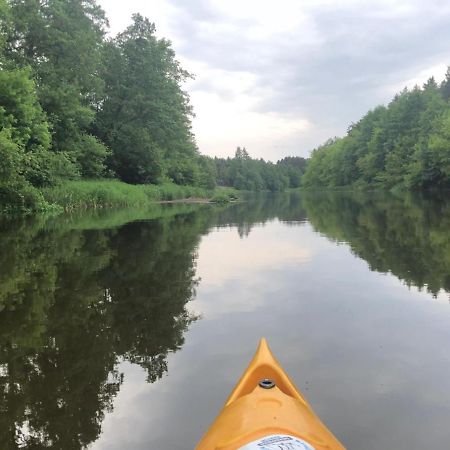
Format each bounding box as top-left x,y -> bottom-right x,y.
95,14 -> 197,184
426,110 -> 450,187
277,156 -> 307,187
214,149 -> 293,191
440,67 -> 450,101
6,0 -> 110,176
0,68 -> 50,153
0,67 -> 79,211
0,68 -> 78,188
303,76 -> 450,190
0,0 -> 11,60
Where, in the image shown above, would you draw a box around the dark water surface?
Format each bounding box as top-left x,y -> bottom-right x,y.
1,192 -> 450,449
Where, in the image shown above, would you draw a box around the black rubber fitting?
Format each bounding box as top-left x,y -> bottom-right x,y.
259,378 -> 276,389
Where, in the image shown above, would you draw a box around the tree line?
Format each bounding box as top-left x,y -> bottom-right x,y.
5,0 -> 447,214
0,0 -> 217,211
214,147 -> 307,191
0,0 -> 308,212
303,74 -> 450,189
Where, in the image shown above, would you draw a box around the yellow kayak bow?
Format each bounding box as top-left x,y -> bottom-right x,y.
196,338 -> 346,450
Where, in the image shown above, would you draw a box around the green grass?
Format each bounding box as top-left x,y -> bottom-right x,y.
41,180 -> 238,211
210,190 -> 238,203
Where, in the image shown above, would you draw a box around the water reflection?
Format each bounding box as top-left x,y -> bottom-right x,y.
302,191 -> 450,298
0,192 -> 449,449
0,208 -> 203,449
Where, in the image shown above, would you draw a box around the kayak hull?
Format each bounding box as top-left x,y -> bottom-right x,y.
196,339 -> 346,450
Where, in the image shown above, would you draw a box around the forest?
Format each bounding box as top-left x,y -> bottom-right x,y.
303,75 -> 450,190
0,0 -> 305,213
214,148 -> 306,192
2,0 -> 450,215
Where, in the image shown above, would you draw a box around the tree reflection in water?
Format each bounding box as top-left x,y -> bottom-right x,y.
1,191 -> 449,448
0,209 -> 201,449
302,191 -> 450,298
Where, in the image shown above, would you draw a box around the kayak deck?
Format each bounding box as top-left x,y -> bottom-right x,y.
196,338 -> 346,450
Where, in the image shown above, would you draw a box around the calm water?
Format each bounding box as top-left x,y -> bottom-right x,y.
1,192 -> 450,449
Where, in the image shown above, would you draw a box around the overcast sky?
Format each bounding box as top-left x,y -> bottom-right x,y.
98,0 -> 450,161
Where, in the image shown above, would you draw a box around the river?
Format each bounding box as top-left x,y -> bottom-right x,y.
1,191 -> 449,449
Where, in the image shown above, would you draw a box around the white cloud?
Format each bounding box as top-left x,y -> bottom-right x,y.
381,63 -> 449,98
98,0 -> 450,160
98,0 -> 175,37
210,0 -> 311,39
180,60 -> 312,158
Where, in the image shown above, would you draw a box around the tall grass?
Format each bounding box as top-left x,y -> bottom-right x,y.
41,180 -> 238,211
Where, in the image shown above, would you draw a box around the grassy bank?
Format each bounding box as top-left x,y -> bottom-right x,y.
40,180 -> 238,211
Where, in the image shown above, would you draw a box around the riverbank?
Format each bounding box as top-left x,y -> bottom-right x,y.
39,180 -> 238,212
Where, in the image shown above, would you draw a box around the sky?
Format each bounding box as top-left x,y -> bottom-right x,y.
98,0 -> 450,161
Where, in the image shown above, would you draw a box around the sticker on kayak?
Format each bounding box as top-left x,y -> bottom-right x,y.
238,434 -> 316,450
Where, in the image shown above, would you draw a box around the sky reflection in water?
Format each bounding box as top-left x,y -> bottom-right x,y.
1,193 -> 449,450
93,196 -> 450,450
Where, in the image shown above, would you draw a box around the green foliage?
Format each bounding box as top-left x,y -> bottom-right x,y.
41,180 -> 237,210
0,0 -> 11,59
303,74 -> 450,190
6,0 -> 108,159
95,14 -> 197,184
0,127 -> 21,182
215,147 -> 304,192
23,149 -> 80,187
210,190 -> 237,203
0,68 -> 51,152
276,156 -> 307,187
0,3 -> 101,205
0,179 -> 47,213
0,3 -> 228,212
3,0 -> 450,213
196,156 -> 217,189
0,68 -> 61,211
440,67 -> 450,101
425,110 -> 450,183
0,128 -> 43,213
75,134 -> 110,178
41,180 -> 164,210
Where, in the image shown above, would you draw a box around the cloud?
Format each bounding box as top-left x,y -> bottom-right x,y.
99,0 -> 450,160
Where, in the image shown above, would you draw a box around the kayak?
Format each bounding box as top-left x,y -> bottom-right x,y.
196,338 -> 346,450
